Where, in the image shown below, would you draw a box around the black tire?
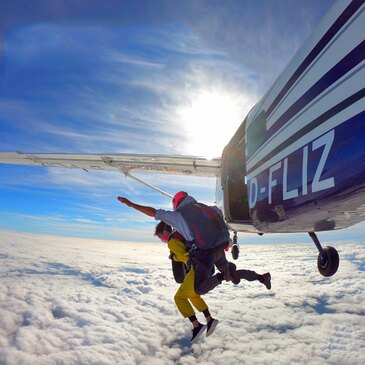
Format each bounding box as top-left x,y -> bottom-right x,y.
171,260 -> 187,283
317,246 -> 339,277
232,244 -> 239,260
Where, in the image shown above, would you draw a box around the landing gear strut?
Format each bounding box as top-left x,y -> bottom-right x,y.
231,231 -> 239,260
308,232 -> 339,277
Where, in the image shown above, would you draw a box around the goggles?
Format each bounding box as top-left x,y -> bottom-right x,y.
156,233 -> 169,243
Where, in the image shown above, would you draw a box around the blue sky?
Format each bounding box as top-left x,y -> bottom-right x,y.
2,0 -> 363,244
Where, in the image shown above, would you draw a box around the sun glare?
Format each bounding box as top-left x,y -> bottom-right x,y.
178,89 -> 249,158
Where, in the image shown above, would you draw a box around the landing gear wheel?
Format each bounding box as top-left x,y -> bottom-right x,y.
171,260 -> 187,283
317,246 -> 339,277
231,244 -> 239,260
231,231 -> 239,260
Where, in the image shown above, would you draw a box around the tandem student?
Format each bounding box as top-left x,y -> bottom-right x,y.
155,221 -> 218,343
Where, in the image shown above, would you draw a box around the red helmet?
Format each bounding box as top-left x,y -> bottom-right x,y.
172,191 -> 188,210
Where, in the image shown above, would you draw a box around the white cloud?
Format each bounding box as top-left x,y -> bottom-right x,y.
104,50 -> 165,69
0,231 -> 364,364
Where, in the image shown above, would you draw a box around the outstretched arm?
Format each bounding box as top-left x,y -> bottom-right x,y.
117,196 -> 157,217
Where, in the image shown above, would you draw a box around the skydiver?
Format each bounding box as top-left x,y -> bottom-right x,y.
155,221 -> 218,343
117,192 -> 271,294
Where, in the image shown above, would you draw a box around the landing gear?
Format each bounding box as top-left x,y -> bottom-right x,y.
308,232 -> 339,277
231,231 -> 239,260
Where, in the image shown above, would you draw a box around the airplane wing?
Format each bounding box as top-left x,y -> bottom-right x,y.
0,152 -> 221,177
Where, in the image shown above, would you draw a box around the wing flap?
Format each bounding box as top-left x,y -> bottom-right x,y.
0,152 -> 221,177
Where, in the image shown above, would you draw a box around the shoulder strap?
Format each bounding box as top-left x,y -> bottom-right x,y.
169,231 -> 186,244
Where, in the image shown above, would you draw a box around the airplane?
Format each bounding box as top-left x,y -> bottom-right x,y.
1,0 -> 364,280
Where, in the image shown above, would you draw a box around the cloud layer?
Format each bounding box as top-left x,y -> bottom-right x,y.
0,231 -> 364,364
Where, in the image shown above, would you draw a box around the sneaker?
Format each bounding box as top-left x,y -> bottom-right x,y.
262,272 -> 271,290
191,323 -> 206,344
225,262 -> 240,284
206,319 -> 219,337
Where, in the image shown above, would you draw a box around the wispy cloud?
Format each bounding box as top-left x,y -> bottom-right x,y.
1,22 -> 255,156
2,212 -> 155,241
105,50 -> 165,69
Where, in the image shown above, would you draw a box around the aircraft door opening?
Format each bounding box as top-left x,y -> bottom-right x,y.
222,124 -> 251,224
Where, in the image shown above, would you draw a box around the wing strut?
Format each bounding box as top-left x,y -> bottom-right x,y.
121,169 -> 173,199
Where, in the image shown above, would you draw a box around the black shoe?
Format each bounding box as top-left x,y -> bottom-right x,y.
206,319 -> 219,337
191,323 -> 206,343
262,272 -> 271,290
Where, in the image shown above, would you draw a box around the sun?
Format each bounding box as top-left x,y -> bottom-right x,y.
177,89 -> 249,159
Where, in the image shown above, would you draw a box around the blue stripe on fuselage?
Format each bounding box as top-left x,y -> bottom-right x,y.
267,40 -> 365,139
247,88 -> 365,175
266,0 -> 364,118
249,111 -> 365,231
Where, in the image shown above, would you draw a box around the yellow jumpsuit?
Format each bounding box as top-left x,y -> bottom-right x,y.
168,237 -> 208,318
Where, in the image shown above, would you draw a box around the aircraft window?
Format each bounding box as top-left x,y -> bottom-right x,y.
247,110 -> 267,158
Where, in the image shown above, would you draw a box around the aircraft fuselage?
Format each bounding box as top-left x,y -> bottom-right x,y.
219,0 -> 365,234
